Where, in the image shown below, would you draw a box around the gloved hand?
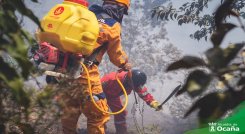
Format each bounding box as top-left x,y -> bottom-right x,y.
121,62 -> 132,71
150,100 -> 162,111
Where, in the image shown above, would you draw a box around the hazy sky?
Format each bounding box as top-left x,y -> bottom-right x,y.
24,0 -> 245,56
164,0 -> 245,55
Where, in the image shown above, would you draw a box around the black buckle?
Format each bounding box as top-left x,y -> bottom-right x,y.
84,60 -> 94,67
86,92 -> 106,101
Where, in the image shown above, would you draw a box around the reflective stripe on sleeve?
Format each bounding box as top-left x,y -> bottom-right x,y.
138,91 -> 149,97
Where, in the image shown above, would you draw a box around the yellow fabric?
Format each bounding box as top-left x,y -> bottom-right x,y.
115,0 -> 130,8
60,18 -> 128,133
60,14 -> 128,134
81,62 -> 129,115
38,2 -> 99,55
150,100 -> 161,111
60,83 -> 110,134
103,0 -> 130,8
96,22 -> 128,67
82,99 -> 110,134
79,22 -> 128,88
79,65 -> 102,93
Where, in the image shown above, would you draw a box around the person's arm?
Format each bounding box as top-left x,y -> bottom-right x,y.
136,87 -> 154,104
136,87 -> 162,111
106,23 -> 131,70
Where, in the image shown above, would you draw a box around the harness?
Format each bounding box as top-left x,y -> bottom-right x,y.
83,12 -> 115,67
83,45 -> 105,67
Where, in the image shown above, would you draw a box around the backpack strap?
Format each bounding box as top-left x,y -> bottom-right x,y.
89,5 -> 117,27
83,10 -> 114,66
97,13 -> 117,27
83,43 -> 108,67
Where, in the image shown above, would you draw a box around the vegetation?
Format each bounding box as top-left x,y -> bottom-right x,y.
161,0 -> 245,125
0,0 -> 60,133
100,0 -> 182,82
3,0 -> 245,133
152,0 -> 245,40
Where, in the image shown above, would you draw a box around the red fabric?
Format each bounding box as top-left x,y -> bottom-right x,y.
136,87 -> 154,105
101,71 -> 155,128
101,71 -> 154,104
101,71 -> 130,98
107,97 -> 127,125
65,0 -> 89,7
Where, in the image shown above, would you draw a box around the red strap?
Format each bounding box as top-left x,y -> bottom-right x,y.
62,53 -> 69,69
65,0 -> 89,7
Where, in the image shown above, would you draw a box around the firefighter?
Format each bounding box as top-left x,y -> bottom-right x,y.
60,0 -> 132,134
101,69 -> 162,134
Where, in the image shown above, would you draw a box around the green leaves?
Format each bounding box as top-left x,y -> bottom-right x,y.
176,70 -> 211,97
211,23 -> 237,47
151,9 -> 157,19
205,43 -> 244,70
184,88 -> 245,124
0,0 -> 56,133
214,0 -> 235,27
238,77 -> 245,86
0,55 -> 19,81
10,32 -> 34,79
0,62 -> 31,109
152,0 -> 245,41
205,47 -> 226,70
0,1 -> 65,133
151,5 -> 178,21
163,0 -> 245,125
6,0 -> 41,28
167,56 -> 206,71
36,87 -> 54,107
10,79 -> 30,109
0,11 -> 20,33
0,0 -> 39,81
17,123 -> 35,134
184,92 -> 228,122
224,43 -> 245,61
223,43 -> 245,65
169,43 -> 244,73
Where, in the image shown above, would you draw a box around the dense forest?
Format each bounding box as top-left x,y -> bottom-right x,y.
1,0 -> 245,134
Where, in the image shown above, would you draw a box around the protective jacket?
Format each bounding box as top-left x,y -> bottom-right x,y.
101,71 -> 154,104
101,71 -> 155,133
79,5 -> 129,91
61,5 -> 129,134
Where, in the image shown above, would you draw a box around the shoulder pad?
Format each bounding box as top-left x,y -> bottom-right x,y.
98,18 -> 117,27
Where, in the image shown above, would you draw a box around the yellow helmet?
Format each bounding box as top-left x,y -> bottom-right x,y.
104,0 -> 130,9
115,0 -> 130,9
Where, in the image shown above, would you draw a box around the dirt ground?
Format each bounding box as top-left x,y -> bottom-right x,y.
76,107 -> 197,134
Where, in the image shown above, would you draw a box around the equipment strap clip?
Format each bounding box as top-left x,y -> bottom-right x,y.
84,60 -> 94,67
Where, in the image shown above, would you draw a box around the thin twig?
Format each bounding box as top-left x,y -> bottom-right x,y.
237,17 -> 245,33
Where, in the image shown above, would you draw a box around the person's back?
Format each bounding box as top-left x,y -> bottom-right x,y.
31,0 -> 131,134
60,0 -> 132,134
101,69 -> 162,134
101,71 -> 132,98
78,2 -> 130,87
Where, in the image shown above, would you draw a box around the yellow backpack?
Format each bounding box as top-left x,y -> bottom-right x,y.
36,0 -> 99,56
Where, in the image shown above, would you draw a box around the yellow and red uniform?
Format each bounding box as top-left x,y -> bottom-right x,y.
101,71 -> 155,133
60,4 -> 129,134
